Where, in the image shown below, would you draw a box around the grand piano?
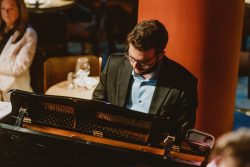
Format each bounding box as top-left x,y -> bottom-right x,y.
0,90 -> 213,167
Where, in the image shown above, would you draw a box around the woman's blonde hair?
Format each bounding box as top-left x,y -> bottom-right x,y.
0,0 -> 28,43
209,128 -> 250,167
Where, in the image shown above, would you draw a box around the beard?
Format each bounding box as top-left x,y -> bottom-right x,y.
133,54 -> 164,75
134,63 -> 158,75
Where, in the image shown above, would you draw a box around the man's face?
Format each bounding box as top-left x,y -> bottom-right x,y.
127,44 -> 158,75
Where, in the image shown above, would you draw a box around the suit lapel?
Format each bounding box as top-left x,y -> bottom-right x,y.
148,86 -> 170,115
148,57 -> 170,115
116,59 -> 132,106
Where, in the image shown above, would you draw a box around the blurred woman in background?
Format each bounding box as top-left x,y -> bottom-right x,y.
0,0 -> 37,101
207,128 -> 250,167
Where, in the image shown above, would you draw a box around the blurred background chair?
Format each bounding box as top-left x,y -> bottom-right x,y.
43,55 -> 101,92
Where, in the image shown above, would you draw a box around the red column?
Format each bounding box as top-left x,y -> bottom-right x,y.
138,0 -> 244,138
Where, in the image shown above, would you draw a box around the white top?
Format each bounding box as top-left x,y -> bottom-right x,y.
0,27 -> 37,101
0,101 -> 11,120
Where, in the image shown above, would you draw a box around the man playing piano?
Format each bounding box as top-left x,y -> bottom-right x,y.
93,19 -> 198,140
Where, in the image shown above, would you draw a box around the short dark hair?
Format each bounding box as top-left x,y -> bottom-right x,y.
127,20 -> 168,55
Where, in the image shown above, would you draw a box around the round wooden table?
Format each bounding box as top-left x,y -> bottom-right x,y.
45,77 -> 99,99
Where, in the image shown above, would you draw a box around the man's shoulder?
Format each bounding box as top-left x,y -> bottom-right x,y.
109,53 -> 126,61
107,53 -> 128,66
166,58 -> 196,80
160,57 -> 197,89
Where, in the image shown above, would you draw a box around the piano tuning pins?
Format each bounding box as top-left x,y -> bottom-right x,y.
96,112 -> 111,121
36,103 -> 151,144
146,121 -> 152,130
77,120 -> 148,143
96,112 -> 152,132
132,119 -> 151,130
42,102 -> 75,114
38,102 -> 76,128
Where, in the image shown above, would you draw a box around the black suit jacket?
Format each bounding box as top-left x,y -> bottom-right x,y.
93,53 -> 198,138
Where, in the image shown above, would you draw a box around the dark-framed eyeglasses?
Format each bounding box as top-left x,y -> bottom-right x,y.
125,52 -> 157,69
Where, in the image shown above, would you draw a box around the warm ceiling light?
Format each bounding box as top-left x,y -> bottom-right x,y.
246,0 -> 250,4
